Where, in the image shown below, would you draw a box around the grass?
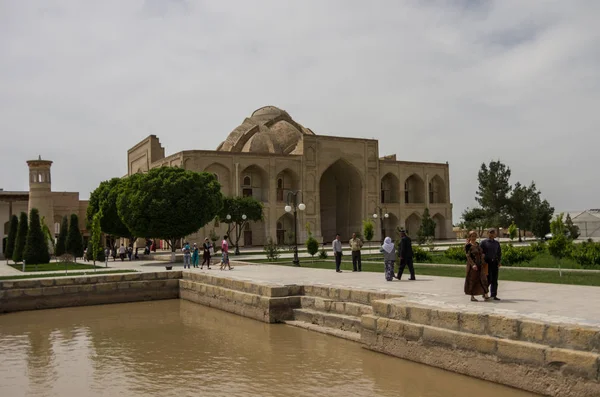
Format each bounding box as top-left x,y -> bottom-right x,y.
9,261 -> 106,272
0,270 -> 138,281
249,259 -> 600,287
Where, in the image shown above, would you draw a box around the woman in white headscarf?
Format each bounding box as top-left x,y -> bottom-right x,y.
380,237 -> 396,281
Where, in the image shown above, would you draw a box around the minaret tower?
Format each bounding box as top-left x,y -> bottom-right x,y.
27,156 -> 54,229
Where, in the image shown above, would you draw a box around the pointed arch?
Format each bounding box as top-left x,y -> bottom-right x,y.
432,212 -> 447,239
381,173 -> 400,203
204,162 -> 231,196
276,168 -> 300,202
405,212 -> 421,238
404,174 -> 425,204
276,212 -> 295,245
429,174 -> 447,204
240,164 -> 269,202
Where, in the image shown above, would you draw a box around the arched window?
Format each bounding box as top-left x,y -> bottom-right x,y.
243,176 -> 251,186
429,182 -> 433,203
404,181 -> 409,203
38,172 -> 43,183
54,222 -> 61,234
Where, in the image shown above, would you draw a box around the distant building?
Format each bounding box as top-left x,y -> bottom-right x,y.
0,157 -> 88,258
563,210 -> 600,239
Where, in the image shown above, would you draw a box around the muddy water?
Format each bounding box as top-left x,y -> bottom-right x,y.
0,300 -> 536,397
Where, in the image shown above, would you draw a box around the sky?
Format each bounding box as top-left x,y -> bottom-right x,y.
1,0 -> 599,223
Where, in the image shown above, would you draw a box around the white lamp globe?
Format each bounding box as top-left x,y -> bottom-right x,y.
372,213 -> 377,219
285,205 -> 292,213
298,203 -> 306,211
226,214 -> 231,220
242,214 -> 247,220
384,213 -> 389,218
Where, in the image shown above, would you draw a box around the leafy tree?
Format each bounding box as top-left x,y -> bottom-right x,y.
416,208 -> 436,245
508,222 -> 518,241
5,215 -> 18,263
461,207 -> 488,237
548,213 -> 571,277
475,160 -> 513,226
90,210 -> 103,265
12,212 -> 28,263
263,237 -> 281,261
564,213 -> 580,240
117,167 -> 223,253
217,195 -> 263,253
529,198 -> 554,239
305,225 -> 319,261
24,208 -> 50,265
55,216 -> 68,256
66,214 -> 84,261
40,216 -> 55,255
509,182 -> 538,241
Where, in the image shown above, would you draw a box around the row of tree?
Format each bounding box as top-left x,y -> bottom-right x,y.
87,167 -> 264,253
55,214 -> 85,260
461,161 -> 554,240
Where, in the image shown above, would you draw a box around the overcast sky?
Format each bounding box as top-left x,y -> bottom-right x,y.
1,0 -> 599,222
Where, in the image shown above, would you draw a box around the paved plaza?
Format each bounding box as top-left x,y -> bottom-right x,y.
1,260 -> 599,328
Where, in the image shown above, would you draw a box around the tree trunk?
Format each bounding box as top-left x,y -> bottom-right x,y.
169,238 -> 177,263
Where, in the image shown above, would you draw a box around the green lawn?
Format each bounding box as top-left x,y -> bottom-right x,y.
0,270 -> 138,281
9,262 -> 105,272
251,259 -> 600,287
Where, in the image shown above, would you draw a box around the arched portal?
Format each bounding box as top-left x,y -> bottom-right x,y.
204,163 -> 231,196
240,165 -> 269,202
429,175 -> 446,204
405,212 -> 421,238
276,213 -> 295,245
276,169 -> 299,202
319,159 -> 363,241
381,173 -> 400,203
404,174 -> 425,204
433,213 -> 446,240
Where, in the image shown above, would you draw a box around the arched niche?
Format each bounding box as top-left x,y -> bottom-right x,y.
204,163 -> 231,196
404,174 -> 425,204
240,164 -> 269,202
381,173 -> 400,204
429,175 -> 447,204
275,168 -> 300,202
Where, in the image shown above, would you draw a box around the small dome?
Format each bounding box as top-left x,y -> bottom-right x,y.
251,106 -> 289,118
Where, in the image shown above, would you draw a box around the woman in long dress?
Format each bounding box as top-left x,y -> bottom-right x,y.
380,237 -> 396,281
464,230 -> 489,301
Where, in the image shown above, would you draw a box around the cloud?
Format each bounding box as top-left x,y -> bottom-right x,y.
1,0 -> 599,222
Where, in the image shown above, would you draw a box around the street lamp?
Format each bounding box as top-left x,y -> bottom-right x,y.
226,213 -> 246,255
373,206 -> 389,243
285,190 -> 305,266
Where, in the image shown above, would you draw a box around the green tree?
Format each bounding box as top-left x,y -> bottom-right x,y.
362,219 -> 374,252
55,216 -> 69,256
24,208 -> 50,265
417,208 -> 436,245
12,212 -> 28,263
509,182 -> 538,241
90,210 -> 103,266
263,237 -> 280,261
66,214 -> 84,261
117,167 -> 223,253
564,213 -> 580,240
40,216 -> 55,255
305,224 -> 319,261
508,221 -> 518,241
529,198 -> 554,239
217,195 -> 263,253
461,207 -> 488,236
548,213 -> 571,277
475,160 -> 513,226
5,215 -> 18,263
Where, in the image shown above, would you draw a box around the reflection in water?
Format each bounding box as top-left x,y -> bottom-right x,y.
0,300 -> 536,397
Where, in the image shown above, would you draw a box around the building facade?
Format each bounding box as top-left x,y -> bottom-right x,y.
127,106 -> 454,246
0,157 -> 88,259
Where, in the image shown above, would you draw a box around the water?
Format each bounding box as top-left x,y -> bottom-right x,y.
0,300 -> 536,397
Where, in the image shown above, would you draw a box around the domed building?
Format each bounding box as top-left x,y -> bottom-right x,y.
127,106 -> 453,246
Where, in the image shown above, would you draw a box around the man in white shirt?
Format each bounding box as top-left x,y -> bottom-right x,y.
332,234 -> 343,273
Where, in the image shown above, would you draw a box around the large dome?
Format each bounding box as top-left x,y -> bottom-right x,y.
216,106 -> 315,155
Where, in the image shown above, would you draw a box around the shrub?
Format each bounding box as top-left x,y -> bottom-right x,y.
306,234 -> 319,258
66,214 -> 84,261
5,215 -> 18,262
413,246 -> 432,263
445,245 -> 466,262
319,246 -> 328,259
570,242 -> 600,269
529,241 -> 547,254
86,240 -> 106,262
501,244 -> 538,266
263,237 -> 280,261
24,208 -> 50,265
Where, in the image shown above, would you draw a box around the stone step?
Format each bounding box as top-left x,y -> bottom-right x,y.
284,320 -> 361,343
301,296 -> 373,317
292,308 -> 362,334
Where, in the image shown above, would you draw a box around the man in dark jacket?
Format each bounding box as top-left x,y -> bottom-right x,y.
397,229 -> 415,280
480,228 -> 502,300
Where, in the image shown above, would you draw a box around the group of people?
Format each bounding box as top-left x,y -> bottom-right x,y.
331,230 -> 416,281
464,228 -> 502,302
182,235 -> 233,271
332,227 -> 503,303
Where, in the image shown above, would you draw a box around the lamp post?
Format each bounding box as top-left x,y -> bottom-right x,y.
285,190 -> 305,266
226,213 -> 246,255
372,206 -> 389,243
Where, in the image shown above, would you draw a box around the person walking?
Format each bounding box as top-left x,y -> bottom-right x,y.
118,244 -> 126,261
380,237 -> 396,281
104,247 -> 109,267
397,229 -> 415,280
201,238 -> 212,269
191,243 -> 200,268
220,235 -> 233,270
349,232 -> 363,272
464,231 -> 489,302
182,242 -> 192,269
332,234 -> 343,273
480,228 -> 502,300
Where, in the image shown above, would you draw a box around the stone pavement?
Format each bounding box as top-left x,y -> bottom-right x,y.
2,259 -> 599,328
